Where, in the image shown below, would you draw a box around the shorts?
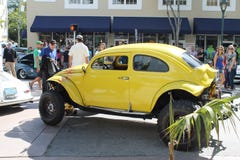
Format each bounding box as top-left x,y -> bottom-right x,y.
218,69 -> 224,74
34,68 -> 42,77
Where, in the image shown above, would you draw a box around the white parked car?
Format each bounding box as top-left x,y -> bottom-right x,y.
0,71 -> 33,107
235,65 -> 240,79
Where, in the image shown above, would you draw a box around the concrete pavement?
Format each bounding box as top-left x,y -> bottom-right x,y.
1,81 -> 240,160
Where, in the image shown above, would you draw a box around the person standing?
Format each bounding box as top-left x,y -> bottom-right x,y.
29,41 -> 43,90
3,42 -> 17,77
213,45 -> 225,89
61,46 -> 69,69
0,44 -> 6,71
189,46 -> 197,57
94,42 -> 106,56
224,45 -> 236,90
68,35 -> 89,67
196,47 -> 205,63
39,40 -> 57,92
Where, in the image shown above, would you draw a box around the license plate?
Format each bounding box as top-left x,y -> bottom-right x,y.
4,88 -> 17,99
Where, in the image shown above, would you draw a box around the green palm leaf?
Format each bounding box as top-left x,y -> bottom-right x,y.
166,95 -> 240,148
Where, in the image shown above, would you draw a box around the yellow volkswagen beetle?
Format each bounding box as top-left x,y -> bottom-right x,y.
39,43 -> 217,151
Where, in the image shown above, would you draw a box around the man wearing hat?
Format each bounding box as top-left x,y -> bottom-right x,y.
68,35 -> 89,67
29,40 -> 43,90
39,40 -> 57,92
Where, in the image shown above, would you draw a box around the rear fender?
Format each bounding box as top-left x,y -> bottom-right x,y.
48,76 -> 84,106
151,81 -> 204,110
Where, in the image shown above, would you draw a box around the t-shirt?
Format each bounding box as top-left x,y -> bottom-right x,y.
226,52 -> 237,69
40,47 -> 56,60
68,42 -> 89,67
33,48 -> 41,69
3,48 -> 16,62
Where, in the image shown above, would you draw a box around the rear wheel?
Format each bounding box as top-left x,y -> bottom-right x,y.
157,100 -> 206,151
39,91 -> 65,125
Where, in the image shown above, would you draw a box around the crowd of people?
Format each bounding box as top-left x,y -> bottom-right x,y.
189,44 -> 239,91
1,36 -> 239,92
27,35 -> 106,91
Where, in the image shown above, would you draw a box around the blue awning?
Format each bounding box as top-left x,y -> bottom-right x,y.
112,17 -> 191,34
194,18 -> 240,34
30,16 -> 111,32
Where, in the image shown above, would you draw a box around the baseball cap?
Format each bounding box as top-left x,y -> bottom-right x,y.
76,35 -> 83,40
36,40 -> 43,45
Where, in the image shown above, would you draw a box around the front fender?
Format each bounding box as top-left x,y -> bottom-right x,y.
48,75 -> 84,106
151,81 -> 205,110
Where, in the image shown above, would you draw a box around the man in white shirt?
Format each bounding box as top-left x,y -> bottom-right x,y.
68,35 -> 89,67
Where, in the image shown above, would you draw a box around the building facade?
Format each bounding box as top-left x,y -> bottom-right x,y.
0,0 -> 8,42
27,0 -> 240,52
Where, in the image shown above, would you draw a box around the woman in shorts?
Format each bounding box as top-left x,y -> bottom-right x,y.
213,45 -> 225,89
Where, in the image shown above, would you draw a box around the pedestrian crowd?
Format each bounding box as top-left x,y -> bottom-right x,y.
189,44 -> 239,91
0,35 -> 107,92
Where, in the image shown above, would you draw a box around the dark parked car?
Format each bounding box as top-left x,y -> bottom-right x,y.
16,54 -> 37,79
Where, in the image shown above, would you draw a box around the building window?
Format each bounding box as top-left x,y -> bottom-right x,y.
109,0 -> 142,10
65,0 -> 98,9
158,0 -> 192,11
202,0 -> 235,11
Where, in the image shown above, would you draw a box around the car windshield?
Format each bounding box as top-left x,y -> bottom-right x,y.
182,52 -> 202,68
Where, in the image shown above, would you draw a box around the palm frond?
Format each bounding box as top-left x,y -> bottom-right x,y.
167,95 -> 240,148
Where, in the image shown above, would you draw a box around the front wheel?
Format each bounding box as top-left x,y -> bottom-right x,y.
157,100 -> 206,151
18,69 -> 27,79
39,91 -> 65,125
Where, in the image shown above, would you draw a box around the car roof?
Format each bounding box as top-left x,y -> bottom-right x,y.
99,43 -> 185,58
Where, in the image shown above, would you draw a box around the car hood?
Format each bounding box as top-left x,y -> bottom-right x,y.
55,64 -> 88,76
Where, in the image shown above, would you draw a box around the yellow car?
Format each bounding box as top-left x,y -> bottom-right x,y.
39,43 -> 217,151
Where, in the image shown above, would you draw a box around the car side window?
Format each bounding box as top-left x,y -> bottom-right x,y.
92,56 -> 128,70
134,55 -> 169,72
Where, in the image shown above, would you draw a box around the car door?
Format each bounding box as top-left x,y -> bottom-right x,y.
130,54 -> 170,113
83,54 -> 130,110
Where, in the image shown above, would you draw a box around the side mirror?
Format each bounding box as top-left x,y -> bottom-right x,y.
82,66 -> 86,73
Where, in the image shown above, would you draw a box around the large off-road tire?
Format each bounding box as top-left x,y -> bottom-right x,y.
39,91 -> 65,126
157,100 -> 206,151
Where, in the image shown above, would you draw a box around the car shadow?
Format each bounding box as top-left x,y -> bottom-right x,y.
43,116 -> 209,159
3,112 -> 226,160
0,105 -> 24,116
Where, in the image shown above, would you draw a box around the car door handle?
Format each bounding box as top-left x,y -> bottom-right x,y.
118,76 -> 129,80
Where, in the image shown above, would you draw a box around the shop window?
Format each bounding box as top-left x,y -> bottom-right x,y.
92,56 -> 128,70
158,34 -> 169,44
133,55 -> 169,72
143,33 -> 157,43
202,0 -> 235,11
65,0 -> 98,9
158,0 -> 192,10
109,0 -> 142,9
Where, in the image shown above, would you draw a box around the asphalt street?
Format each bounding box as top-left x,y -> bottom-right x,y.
0,81 -> 240,160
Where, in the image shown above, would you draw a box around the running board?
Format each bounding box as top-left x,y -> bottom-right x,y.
77,105 -> 153,119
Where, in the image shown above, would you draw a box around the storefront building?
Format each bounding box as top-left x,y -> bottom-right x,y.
27,0 -> 240,52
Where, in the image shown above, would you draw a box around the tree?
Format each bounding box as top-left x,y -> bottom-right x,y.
8,0 -> 27,46
166,0 -> 181,47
